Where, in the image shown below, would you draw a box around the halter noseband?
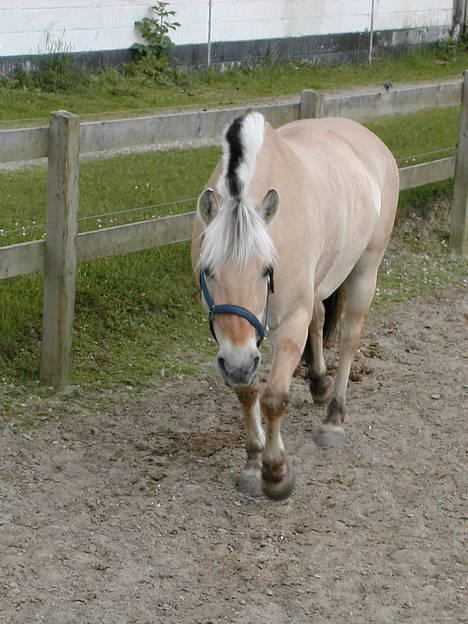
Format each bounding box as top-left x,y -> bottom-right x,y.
199,267 -> 274,348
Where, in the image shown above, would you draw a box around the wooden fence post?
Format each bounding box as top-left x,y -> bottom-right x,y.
300,89 -> 324,119
450,70 -> 468,257
40,111 -> 80,390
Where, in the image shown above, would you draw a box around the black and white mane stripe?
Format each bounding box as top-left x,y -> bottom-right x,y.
218,111 -> 265,202
224,115 -> 245,199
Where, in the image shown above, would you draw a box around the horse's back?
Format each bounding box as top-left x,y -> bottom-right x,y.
274,117 -> 399,299
278,116 -> 398,234
278,117 -> 397,190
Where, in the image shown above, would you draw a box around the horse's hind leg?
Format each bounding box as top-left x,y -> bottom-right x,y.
235,385 -> 265,498
306,302 -> 334,405
316,257 -> 379,448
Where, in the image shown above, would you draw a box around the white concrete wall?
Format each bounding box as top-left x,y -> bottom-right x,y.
0,0 -> 455,57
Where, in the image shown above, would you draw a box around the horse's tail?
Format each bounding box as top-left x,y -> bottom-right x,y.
323,285 -> 345,345
302,286 -> 345,366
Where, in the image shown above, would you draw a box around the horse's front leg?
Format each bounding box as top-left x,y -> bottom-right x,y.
235,385 -> 265,498
261,308 -> 310,500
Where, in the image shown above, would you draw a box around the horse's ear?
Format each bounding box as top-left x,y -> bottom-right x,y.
259,188 -> 280,224
197,188 -> 219,225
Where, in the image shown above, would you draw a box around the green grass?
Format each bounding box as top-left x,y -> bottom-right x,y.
0,242 -> 217,387
367,107 -> 459,166
0,146 -> 222,386
1,47 -> 467,126
0,147 -> 221,244
374,200 -> 465,309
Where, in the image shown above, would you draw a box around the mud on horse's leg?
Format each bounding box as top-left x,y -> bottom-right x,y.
260,387 -> 295,500
260,310 -> 309,500
235,385 -> 265,498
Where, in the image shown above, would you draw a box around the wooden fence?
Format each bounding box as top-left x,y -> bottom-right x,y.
1,75 -> 467,389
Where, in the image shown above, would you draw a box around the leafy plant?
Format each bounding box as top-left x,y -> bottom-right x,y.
36,54 -> 76,92
133,2 -> 180,77
434,34 -> 468,62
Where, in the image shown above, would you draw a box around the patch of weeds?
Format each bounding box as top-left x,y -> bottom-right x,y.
398,181 -> 453,220
373,198 -> 465,311
36,55 -> 76,92
4,54 -> 91,94
4,65 -> 35,90
434,34 -> 468,63
97,68 -> 143,98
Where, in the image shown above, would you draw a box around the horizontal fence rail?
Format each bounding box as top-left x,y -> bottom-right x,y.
322,78 -> 462,121
0,78 -> 462,164
398,156 -> 456,191
0,239 -> 44,279
0,72 -> 466,388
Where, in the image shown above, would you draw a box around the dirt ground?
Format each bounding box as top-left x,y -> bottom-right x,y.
0,284 -> 466,624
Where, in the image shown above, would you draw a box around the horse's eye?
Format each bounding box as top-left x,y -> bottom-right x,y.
263,266 -> 274,293
203,266 -> 214,279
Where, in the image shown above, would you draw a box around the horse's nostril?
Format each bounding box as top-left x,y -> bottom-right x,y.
218,355 -> 260,385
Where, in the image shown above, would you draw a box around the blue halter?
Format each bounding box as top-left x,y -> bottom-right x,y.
199,267 -> 274,348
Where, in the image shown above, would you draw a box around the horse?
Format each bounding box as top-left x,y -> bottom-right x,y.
191,111 -> 399,500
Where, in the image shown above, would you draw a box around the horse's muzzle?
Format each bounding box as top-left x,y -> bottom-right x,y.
217,355 -> 260,387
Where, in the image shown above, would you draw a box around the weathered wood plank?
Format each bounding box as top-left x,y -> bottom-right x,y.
40,111 -> 80,390
450,70 -> 468,257
0,239 -> 44,279
399,157 -> 456,191
77,211 -> 196,262
0,125 -> 48,163
324,79 -> 462,121
79,103 -> 299,154
0,213 -> 196,279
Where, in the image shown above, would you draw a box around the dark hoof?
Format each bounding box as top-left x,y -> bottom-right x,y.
236,469 -> 263,498
310,375 -> 334,405
315,423 -> 345,448
262,461 -> 296,501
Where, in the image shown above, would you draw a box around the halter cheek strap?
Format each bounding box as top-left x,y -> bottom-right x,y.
199,268 -> 274,348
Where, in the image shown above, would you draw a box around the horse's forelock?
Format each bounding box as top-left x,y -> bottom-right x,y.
199,200 -> 276,271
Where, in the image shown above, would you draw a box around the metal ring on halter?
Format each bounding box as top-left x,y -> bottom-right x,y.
199,268 -> 274,348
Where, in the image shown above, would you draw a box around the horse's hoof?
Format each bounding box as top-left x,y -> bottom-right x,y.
261,460 -> 295,501
236,470 -> 263,498
262,472 -> 296,501
315,423 -> 345,448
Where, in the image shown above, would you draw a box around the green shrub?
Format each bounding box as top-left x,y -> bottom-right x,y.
133,2 -> 181,82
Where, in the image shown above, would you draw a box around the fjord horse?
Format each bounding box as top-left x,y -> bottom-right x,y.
191,111 -> 398,500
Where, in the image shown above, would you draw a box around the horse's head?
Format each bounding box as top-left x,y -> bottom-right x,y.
197,186 -> 279,387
